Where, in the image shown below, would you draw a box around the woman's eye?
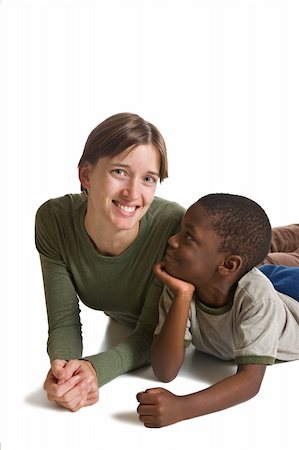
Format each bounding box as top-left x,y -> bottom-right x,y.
112,169 -> 126,176
184,232 -> 193,241
144,175 -> 157,184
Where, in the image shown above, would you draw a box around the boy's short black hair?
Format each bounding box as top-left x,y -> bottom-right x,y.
197,193 -> 272,274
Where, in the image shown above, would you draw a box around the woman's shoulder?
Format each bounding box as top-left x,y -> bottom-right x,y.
35,194 -> 87,229
36,193 -> 86,215
150,196 -> 185,218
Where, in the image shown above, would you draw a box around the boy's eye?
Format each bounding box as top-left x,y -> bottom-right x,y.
184,232 -> 193,241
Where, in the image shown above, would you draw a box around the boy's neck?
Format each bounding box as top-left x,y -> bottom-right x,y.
195,280 -> 238,308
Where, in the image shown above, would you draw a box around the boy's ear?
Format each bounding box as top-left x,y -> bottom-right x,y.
218,255 -> 243,275
78,164 -> 92,191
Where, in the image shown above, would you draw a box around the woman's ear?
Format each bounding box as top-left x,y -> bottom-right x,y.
218,255 -> 243,276
78,164 -> 92,191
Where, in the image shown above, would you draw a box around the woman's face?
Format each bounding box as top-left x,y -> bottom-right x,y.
80,144 -> 160,232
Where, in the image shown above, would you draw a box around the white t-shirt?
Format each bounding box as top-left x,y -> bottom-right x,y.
155,268 -> 299,365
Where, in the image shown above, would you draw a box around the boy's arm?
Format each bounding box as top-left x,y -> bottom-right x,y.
151,293 -> 192,382
137,363 -> 266,428
150,263 -> 195,382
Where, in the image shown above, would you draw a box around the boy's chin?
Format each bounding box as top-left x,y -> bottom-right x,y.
164,263 -> 176,276
164,264 -> 186,281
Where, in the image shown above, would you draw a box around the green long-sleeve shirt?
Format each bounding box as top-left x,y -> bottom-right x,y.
35,193 -> 185,386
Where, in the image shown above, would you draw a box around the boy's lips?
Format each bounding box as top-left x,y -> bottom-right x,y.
165,250 -> 180,262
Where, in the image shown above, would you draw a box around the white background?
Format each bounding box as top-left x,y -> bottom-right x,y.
1,1 -> 299,449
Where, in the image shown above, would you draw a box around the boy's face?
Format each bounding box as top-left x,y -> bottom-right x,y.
164,203 -> 226,286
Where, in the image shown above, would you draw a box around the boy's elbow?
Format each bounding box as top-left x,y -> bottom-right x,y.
152,366 -> 176,383
150,341 -> 182,382
151,357 -> 181,382
238,363 -> 266,400
251,378 -> 263,397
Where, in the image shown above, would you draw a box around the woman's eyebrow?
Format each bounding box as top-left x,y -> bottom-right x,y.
110,163 -> 159,177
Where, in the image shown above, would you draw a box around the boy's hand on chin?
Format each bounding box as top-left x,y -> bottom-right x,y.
153,262 -> 195,297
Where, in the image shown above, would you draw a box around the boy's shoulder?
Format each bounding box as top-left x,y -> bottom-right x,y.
236,267 -> 275,301
239,266 -> 271,284
236,266 -> 299,306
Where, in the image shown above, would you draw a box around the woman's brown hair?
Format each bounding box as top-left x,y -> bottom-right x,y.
78,112 -> 168,193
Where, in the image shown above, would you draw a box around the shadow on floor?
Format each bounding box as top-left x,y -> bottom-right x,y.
24,385 -> 65,411
180,347 -> 236,384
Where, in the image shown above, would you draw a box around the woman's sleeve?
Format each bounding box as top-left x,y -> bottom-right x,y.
84,282 -> 193,387
83,275 -> 162,386
35,203 -> 83,362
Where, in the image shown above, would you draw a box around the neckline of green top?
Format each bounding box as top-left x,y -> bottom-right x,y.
77,198 -> 152,261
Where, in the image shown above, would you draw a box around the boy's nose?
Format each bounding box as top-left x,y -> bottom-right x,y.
168,234 -> 179,248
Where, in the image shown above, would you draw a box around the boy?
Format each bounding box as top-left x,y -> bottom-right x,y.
136,193 -> 299,428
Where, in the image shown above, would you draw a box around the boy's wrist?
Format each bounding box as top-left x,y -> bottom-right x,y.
173,292 -> 193,304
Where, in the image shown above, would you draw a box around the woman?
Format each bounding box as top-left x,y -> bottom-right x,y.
35,112 -> 185,412
35,112 -> 299,413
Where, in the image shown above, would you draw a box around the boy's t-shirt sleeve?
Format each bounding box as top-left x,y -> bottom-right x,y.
233,290 -> 279,365
232,269 -> 296,365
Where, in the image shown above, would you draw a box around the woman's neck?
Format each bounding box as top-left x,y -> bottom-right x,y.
84,212 -> 140,256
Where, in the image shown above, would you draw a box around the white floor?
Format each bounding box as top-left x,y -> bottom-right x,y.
2,294 -> 299,450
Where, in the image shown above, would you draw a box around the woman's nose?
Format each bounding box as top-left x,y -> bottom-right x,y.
122,179 -> 140,200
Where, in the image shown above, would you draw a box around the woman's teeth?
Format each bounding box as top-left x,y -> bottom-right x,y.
115,202 -> 136,213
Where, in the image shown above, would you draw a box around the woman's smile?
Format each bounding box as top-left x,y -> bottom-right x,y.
112,200 -> 140,215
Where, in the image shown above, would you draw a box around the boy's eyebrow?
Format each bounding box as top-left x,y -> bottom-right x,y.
185,222 -> 199,236
185,222 -> 196,231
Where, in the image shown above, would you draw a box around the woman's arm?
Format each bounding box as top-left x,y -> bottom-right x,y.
83,275 -> 165,386
39,254 -> 83,361
83,264 -> 193,387
36,204 -> 98,410
137,363 -> 266,428
35,202 -> 84,362
38,254 -> 99,410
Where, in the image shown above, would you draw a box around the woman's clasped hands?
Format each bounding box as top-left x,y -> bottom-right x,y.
44,359 -> 99,412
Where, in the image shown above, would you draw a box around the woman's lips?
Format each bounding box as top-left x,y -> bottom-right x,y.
113,200 -> 139,214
